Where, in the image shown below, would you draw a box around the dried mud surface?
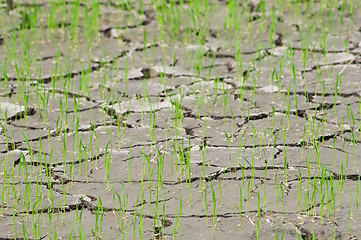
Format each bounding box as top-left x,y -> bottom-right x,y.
1,0 -> 361,239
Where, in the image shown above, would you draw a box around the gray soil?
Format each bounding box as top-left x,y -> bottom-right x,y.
0,0 -> 361,239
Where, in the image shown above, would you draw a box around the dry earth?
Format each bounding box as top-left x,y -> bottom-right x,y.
1,0 -> 361,239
